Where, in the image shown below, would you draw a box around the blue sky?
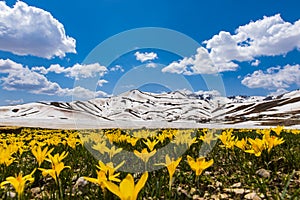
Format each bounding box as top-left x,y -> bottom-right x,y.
0,0 -> 300,105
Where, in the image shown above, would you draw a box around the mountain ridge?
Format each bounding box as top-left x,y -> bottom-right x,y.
0,89 -> 299,129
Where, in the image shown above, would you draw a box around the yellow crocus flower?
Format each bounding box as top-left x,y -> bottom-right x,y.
104,146 -> 123,160
126,137 -> 139,146
263,134 -> 285,153
92,141 -> 109,154
0,169 -> 36,200
271,125 -> 284,136
38,152 -> 71,184
104,172 -> 148,200
199,129 -> 218,145
31,146 -> 54,166
84,170 -> 107,190
97,161 -> 125,182
219,130 -> 235,149
0,147 -> 15,166
187,155 -> 214,176
143,138 -> 159,151
134,148 -> 156,164
156,155 -> 182,190
235,138 -> 248,151
245,138 -> 265,157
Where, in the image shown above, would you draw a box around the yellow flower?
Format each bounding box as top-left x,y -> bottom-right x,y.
199,129 -> 218,145
97,161 -> 125,182
263,134 -> 285,153
0,169 -> 36,200
84,170 -> 107,190
31,146 -> 54,166
156,155 -> 182,190
104,172 -> 148,200
92,141 -> 109,154
143,138 -> 159,151
172,131 -> 197,146
187,155 -> 213,176
65,135 -> 78,149
47,151 -> 69,164
245,138 -> 265,157
235,138 -> 248,151
39,162 -> 71,184
126,137 -> 139,146
271,125 -> 284,136
156,134 -> 166,144
219,130 -> 235,149
38,152 -> 71,184
134,148 -> 156,163
0,147 -> 15,166
105,146 -> 123,160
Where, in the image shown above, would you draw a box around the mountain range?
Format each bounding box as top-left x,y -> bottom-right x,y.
0,89 -> 299,129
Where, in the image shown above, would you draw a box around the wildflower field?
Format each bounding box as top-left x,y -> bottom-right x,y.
0,126 -> 299,199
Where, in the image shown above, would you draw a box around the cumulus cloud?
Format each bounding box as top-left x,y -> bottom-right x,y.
33,63 -> 108,80
146,63 -> 157,68
5,99 -> 24,105
194,90 -> 221,96
162,47 -> 221,74
134,51 -> 158,62
0,58 -> 23,73
0,1 -> 76,58
251,60 -> 260,67
162,14 -> 300,75
241,64 -> 300,90
97,79 -> 108,87
110,65 -> 124,72
62,86 -> 109,99
269,88 -> 289,97
1,66 -> 64,95
0,59 -> 107,99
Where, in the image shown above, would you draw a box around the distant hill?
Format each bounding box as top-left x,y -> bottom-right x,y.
0,89 -> 299,129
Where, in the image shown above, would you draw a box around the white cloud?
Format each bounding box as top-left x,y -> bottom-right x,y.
163,14 -> 300,75
5,99 -> 24,105
194,90 -> 221,96
31,66 -> 48,74
62,86 -> 109,99
110,65 -> 124,72
146,63 -> 157,68
33,63 -> 108,80
0,58 -> 23,73
0,1 -> 76,58
269,88 -> 289,97
0,59 -> 107,99
251,60 -> 260,67
97,79 -> 108,87
162,47 -> 223,75
241,64 -> 300,90
1,67 -> 64,95
62,63 -> 107,80
134,51 -> 158,62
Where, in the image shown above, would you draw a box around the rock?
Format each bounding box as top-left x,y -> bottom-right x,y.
256,168 -> 271,178
31,187 -> 41,194
192,194 -> 203,200
224,188 -> 250,194
231,182 -> 241,188
215,181 -> 223,188
190,187 -> 196,195
219,193 -> 229,199
244,192 -> 262,200
72,177 -> 88,193
7,191 -> 16,198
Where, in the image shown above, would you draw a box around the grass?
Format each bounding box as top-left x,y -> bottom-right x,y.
0,127 -> 299,199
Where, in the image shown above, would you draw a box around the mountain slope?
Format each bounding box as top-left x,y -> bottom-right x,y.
0,89 -> 299,128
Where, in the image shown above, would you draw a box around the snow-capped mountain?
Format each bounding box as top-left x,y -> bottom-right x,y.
0,89 -> 299,129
